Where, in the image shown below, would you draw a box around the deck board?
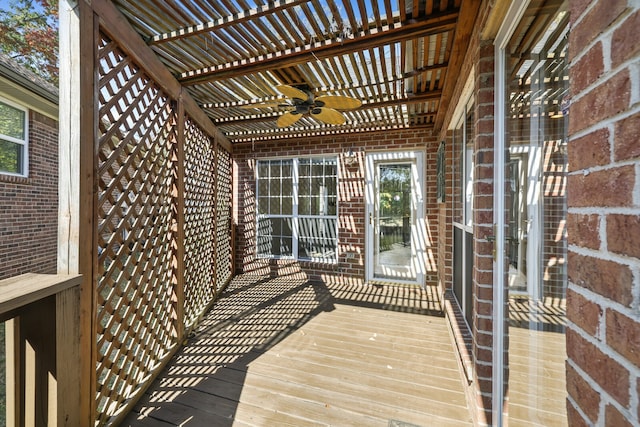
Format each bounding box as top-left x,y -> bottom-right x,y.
121,275 -> 472,426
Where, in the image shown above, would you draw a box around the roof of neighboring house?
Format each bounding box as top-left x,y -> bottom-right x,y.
0,53 -> 58,119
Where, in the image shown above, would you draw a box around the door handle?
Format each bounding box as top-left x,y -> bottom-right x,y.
369,213 -> 373,225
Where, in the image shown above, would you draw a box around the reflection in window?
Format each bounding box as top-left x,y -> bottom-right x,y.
256,157 -> 337,262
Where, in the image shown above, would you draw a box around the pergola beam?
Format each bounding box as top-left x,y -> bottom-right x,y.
178,12 -> 459,86
226,122 -> 434,143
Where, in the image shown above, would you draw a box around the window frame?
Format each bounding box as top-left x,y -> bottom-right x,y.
0,95 -> 29,177
255,155 -> 339,263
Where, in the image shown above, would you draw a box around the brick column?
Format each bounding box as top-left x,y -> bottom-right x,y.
473,39 -> 497,425
566,0 -> 640,425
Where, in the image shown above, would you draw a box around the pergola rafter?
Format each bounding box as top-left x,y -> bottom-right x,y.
146,0 -> 310,45
178,12 -> 458,86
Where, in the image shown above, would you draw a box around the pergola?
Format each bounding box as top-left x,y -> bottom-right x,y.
57,0 -> 480,424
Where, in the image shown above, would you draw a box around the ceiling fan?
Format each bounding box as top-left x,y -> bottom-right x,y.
240,85 -> 362,127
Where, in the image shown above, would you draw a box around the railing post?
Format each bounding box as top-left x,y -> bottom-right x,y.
58,0 -> 98,425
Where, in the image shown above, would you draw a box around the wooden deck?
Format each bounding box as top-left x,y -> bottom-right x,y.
122,274 -> 472,426
508,298 -> 567,427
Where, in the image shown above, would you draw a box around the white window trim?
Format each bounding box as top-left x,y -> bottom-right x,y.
451,70 -> 475,233
0,95 -> 29,177
255,155 -> 339,263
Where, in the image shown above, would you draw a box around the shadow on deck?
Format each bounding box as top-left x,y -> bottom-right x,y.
122,274 -> 472,426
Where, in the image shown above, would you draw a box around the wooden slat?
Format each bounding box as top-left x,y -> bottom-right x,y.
179,12 -> 458,85
147,0 -> 309,44
56,285 -> 82,426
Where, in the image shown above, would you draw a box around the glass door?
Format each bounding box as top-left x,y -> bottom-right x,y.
365,151 -> 425,286
495,0 -> 569,425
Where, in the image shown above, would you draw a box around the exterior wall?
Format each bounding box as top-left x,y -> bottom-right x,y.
437,1 -> 495,424
473,38 -> 497,425
233,129 -> 438,284
566,0 -> 640,425
0,110 -> 58,279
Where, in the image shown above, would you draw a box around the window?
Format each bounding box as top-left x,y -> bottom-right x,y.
0,98 -> 28,176
256,157 -> 338,262
451,71 -> 475,327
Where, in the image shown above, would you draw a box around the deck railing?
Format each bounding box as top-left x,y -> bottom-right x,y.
0,273 -> 82,426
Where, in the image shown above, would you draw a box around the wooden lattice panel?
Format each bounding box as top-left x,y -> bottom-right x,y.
215,146 -> 233,289
183,117 -> 216,328
96,34 -> 179,425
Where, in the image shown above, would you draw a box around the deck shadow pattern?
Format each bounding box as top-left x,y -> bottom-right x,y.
122,274 -> 470,426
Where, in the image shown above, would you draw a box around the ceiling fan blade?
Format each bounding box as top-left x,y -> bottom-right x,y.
311,107 -> 346,125
277,111 -> 302,127
276,84 -> 309,101
239,102 -> 286,109
315,95 -> 362,110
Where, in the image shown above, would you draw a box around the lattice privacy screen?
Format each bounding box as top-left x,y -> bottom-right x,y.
183,117 -> 217,328
95,33 -> 233,425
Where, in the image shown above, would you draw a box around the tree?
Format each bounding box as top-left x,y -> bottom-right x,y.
0,0 -> 58,84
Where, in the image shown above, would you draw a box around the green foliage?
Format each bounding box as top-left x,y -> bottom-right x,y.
0,0 -> 58,84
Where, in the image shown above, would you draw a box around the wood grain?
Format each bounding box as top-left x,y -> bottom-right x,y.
122,275 -> 473,426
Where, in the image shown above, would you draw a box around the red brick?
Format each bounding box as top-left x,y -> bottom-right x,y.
567,328 -> 630,406
567,165 -> 635,208
606,309 -> 640,368
566,363 -> 601,423
607,214 -> 640,259
612,9 -> 640,68
568,128 -> 611,171
570,0 -> 594,26
568,0 -> 627,60
567,213 -> 600,250
570,42 -> 604,94
614,111 -> 640,161
605,404 -> 633,427
566,288 -> 603,337
0,112 -> 58,280
567,400 -> 590,427
568,252 -> 633,307
568,70 -> 631,135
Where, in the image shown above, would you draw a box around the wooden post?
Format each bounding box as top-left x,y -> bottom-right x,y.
58,0 -> 97,425
175,96 -> 186,343
212,133 -> 219,296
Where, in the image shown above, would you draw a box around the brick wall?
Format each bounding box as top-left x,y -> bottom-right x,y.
473,38 -> 497,425
566,0 -> 640,425
436,1 -> 496,423
0,111 -> 58,279
233,129 -> 438,284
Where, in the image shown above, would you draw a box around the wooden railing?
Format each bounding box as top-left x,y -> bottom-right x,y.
0,273 -> 82,426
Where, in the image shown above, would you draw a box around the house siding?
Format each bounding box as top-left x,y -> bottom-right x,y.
566,1 -> 640,426
233,129 -> 438,284
0,110 -> 58,279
